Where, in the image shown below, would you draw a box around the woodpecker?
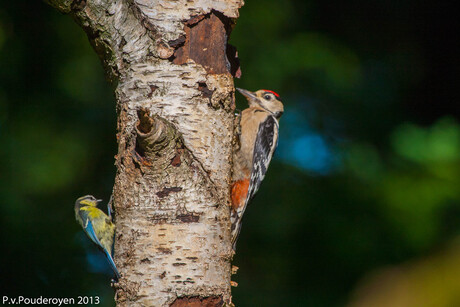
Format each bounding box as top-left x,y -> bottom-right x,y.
231,88 -> 284,250
75,195 -> 120,280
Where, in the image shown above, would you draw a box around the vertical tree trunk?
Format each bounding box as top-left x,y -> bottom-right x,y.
47,0 -> 243,305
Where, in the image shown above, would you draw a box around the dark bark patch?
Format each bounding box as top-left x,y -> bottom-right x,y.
172,262 -> 187,266
171,148 -> 183,167
71,0 -> 86,11
119,37 -> 127,50
176,213 -> 200,223
156,187 -> 183,198
168,35 -> 186,48
140,258 -> 150,263
186,256 -> 198,262
159,271 -> 166,279
147,85 -> 159,98
170,296 -> 224,307
183,280 -> 195,284
198,82 -> 215,104
143,21 -> 158,35
157,247 -> 172,254
173,11 -> 232,75
171,154 -> 181,166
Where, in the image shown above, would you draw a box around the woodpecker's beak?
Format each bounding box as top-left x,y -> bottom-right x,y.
236,88 -> 257,101
96,199 -> 103,203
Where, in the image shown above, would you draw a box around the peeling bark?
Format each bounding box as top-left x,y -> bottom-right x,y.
46,0 -> 243,305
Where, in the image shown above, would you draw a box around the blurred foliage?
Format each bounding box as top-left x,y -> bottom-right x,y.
348,241 -> 460,307
0,0 -> 458,306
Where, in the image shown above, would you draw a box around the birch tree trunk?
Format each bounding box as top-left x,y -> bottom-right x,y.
46,0 -> 243,305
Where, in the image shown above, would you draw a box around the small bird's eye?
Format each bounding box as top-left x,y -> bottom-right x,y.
264,94 -> 272,100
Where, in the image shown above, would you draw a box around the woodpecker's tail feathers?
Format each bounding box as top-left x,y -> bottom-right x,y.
231,211 -> 243,251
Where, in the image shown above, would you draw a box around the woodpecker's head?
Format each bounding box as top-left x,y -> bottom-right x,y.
237,88 -> 284,119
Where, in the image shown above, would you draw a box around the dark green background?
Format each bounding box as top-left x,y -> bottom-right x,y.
0,1 -> 458,306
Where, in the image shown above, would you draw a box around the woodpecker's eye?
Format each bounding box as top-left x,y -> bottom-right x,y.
264,94 -> 272,100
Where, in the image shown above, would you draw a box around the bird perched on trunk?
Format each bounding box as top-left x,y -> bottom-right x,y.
231,88 -> 284,250
75,195 -> 120,280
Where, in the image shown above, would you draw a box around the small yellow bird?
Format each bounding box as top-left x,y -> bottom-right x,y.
74,195 -> 120,280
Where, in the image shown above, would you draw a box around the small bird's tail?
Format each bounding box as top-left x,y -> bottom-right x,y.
104,250 -> 121,281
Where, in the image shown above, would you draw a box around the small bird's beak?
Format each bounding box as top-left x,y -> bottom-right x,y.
236,88 -> 257,101
96,199 -> 103,203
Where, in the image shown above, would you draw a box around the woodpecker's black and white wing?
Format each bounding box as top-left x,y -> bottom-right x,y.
246,115 -> 279,203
